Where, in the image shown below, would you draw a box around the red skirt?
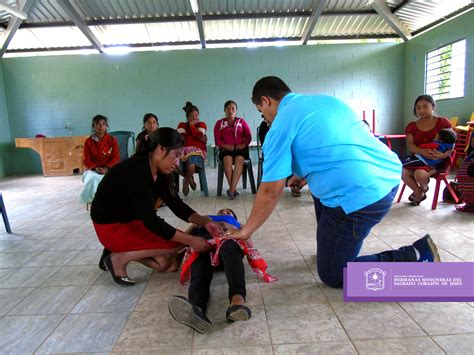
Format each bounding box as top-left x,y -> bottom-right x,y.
93,220 -> 181,252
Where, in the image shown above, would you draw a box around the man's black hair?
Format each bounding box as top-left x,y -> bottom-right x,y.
251,76 -> 292,105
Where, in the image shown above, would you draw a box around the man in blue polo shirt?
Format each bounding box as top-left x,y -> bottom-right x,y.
228,76 -> 441,288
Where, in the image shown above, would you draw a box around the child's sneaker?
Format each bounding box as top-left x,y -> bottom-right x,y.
226,304 -> 252,322
412,234 -> 441,262
168,296 -> 212,333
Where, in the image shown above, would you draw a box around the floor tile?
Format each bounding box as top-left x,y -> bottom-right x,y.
193,306 -> 271,348
332,302 -> 425,340
193,345 -> 273,355
0,266 -> 60,288
71,284 -> 146,313
22,250 -> 80,267
36,312 -> 129,353
266,303 -> 348,343
0,314 -> 64,353
0,287 -> 35,315
0,251 -> 38,268
274,341 -> 357,354
8,285 -> 89,315
114,311 -> 193,351
353,336 -> 444,354
400,302 -> 474,335
432,333 -> 474,354
43,265 -> 102,286
259,275 -> 326,307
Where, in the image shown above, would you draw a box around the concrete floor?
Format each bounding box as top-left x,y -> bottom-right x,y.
0,169 -> 473,354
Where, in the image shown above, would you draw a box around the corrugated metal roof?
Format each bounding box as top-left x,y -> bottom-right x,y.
8,26 -> 91,50
395,0 -> 472,32
205,17 -> 306,41
313,14 -> 395,37
90,21 -> 199,45
0,0 -> 472,55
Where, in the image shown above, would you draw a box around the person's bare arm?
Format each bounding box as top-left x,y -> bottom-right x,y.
227,179 -> 286,240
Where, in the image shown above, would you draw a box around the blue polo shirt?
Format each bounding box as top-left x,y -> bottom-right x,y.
262,93 -> 402,214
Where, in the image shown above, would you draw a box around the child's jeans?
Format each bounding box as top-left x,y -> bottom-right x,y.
189,239 -> 246,313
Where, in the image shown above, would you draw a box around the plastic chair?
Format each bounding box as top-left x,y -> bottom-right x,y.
109,131 -> 135,161
174,167 -> 209,197
397,151 -> 460,210
217,156 -> 257,196
449,117 -> 459,128
0,192 -> 12,233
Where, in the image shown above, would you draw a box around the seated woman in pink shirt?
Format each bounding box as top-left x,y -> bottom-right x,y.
213,100 -> 252,199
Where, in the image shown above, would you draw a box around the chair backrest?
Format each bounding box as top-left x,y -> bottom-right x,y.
109,131 -> 136,161
449,117 -> 459,128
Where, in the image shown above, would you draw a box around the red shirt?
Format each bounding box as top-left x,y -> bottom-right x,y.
83,133 -> 120,169
177,121 -> 207,152
405,117 -> 451,146
213,117 -> 252,147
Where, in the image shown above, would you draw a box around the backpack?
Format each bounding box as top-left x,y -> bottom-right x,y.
442,182 -> 463,203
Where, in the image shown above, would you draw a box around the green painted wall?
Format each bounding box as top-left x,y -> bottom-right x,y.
2,42 -> 404,176
404,10 -> 474,126
0,62 -> 11,177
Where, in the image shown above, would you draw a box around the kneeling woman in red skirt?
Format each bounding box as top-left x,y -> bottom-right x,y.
91,127 -> 220,285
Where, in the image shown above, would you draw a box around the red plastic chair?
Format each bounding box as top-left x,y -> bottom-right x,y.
397,151 -> 460,210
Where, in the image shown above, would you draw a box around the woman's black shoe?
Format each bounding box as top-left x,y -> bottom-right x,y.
226,304 -> 252,322
103,255 -> 135,286
99,248 -> 112,271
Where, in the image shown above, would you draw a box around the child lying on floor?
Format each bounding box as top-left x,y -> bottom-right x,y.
168,208 -> 276,333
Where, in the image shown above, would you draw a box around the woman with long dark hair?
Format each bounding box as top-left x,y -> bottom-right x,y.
91,127 -> 220,285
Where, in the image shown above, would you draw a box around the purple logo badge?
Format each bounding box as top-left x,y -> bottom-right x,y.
364,268 -> 386,291
344,262 -> 474,302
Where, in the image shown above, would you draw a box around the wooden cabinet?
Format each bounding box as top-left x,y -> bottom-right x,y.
15,136 -> 88,177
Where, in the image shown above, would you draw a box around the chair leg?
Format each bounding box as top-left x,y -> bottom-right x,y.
247,165 -> 257,194
431,178 -> 442,210
396,182 -> 406,203
0,194 -> 12,234
242,164 -> 247,189
217,161 -> 224,196
198,169 -> 209,197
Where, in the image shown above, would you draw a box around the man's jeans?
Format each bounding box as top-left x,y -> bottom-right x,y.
313,186 -> 416,288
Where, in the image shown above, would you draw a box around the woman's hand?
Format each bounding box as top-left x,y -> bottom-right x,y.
420,149 -> 439,160
189,237 -> 211,253
222,144 -> 234,151
204,221 -> 223,238
235,143 -> 247,150
225,228 -> 251,241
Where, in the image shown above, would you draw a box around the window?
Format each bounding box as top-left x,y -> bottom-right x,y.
425,39 -> 466,100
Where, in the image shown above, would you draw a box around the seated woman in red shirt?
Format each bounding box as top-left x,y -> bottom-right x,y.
402,95 -> 453,206
79,115 -> 120,205
92,128 -> 221,286
177,102 -> 208,196
213,100 -> 252,199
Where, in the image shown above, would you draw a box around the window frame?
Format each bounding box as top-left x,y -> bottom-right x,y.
424,38 -> 466,101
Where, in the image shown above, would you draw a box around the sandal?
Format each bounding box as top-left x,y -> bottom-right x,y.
409,186 -> 429,202
410,193 -> 427,206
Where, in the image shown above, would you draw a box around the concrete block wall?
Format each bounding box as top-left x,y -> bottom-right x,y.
1,42 -> 405,175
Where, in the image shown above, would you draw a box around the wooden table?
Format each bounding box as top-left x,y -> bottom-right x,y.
15,136 -> 88,177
